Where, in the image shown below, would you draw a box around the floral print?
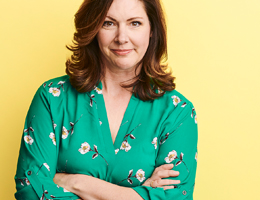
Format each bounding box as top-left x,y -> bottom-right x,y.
181,102 -> 187,107
24,116 -> 35,145
119,124 -> 140,152
172,95 -> 181,107
18,178 -> 30,186
78,142 -> 91,154
117,169 -> 146,185
62,115 -> 83,139
136,169 -> 146,182
47,81 -> 66,97
79,142 -> 108,165
16,77 -> 198,199
165,150 -> 189,172
49,133 -> 56,145
24,135 -> 34,145
152,137 -> 158,149
165,150 -> 177,163
94,86 -> 102,94
160,123 -> 183,145
49,87 -> 60,97
40,189 -> 55,200
88,94 -> 96,107
62,127 -> 69,139
120,141 -> 131,152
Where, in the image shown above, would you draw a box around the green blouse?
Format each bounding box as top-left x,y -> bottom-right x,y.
15,75 -> 198,200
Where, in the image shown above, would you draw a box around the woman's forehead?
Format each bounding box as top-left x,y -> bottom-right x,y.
106,0 -> 147,20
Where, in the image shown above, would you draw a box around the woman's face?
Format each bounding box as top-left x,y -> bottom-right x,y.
97,0 -> 151,74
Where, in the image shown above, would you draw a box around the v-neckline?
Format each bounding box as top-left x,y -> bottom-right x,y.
94,81 -> 139,152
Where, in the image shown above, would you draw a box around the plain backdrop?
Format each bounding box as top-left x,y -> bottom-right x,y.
1,0 -> 260,199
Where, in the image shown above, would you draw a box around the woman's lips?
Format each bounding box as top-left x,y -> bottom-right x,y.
111,49 -> 132,56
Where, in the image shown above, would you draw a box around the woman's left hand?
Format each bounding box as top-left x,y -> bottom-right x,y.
142,164 -> 180,190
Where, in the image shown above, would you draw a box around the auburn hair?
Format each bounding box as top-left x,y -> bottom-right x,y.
66,0 -> 176,101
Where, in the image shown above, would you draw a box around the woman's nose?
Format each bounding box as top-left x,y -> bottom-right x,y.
114,25 -> 129,44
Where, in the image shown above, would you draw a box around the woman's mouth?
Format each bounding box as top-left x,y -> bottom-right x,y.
111,49 -> 132,56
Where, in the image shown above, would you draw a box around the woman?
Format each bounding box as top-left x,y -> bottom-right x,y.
15,0 -> 198,199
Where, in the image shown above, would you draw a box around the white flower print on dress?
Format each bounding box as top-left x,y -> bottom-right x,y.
165,150 -> 189,172
78,142 -> 108,165
115,149 -> 119,154
136,169 -> 146,182
62,126 -> 69,139
165,150 -> 177,163
118,124 -> 140,153
194,115 -> 198,124
171,95 -> 181,107
49,87 -> 61,97
62,115 -> 83,139
152,137 -> 158,149
49,132 -> 56,145
78,142 -> 91,154
24,135 -> 34,145
117,169 -> 146,185
195,152 -> 198,161
120,141 -> 131,152
94,86 -> 102,94
43,163 -> 50,171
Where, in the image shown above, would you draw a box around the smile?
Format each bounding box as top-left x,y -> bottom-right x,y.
111,49 -> 132,56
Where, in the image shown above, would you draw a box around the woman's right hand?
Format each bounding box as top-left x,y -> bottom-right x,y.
142,164 -> 180,190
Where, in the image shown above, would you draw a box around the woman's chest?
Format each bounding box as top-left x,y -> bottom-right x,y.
54,112 -> 161,187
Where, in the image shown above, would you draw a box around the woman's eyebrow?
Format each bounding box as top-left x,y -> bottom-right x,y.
106,16 -> 144,21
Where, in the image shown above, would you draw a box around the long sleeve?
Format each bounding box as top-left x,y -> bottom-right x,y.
14,83 -> 79,200
132,101 -> 198,200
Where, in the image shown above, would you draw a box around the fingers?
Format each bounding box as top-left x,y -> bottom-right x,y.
163,186 -> 175,190
153,169 -> 179,180
154,164 -> 174,173
152,179 -> 180,188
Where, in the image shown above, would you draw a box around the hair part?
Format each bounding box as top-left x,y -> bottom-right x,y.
66,0 -> 176,101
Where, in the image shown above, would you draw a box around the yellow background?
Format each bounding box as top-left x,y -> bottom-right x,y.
1,0 -> 259,199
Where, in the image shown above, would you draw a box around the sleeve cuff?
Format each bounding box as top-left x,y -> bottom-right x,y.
132,186 -> 166,200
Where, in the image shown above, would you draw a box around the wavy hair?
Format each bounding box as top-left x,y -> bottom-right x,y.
66,0 -> 176,101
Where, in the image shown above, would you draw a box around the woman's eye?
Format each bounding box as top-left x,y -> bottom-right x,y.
131,21 -> 141,27
103,21 -> 114,27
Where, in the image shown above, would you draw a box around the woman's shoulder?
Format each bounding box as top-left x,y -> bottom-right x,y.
33,75 -> 77,101
159,89 -> 195,108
